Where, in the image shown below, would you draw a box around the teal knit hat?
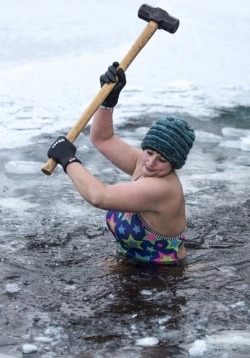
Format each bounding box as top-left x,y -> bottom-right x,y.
141,117 -> 195,169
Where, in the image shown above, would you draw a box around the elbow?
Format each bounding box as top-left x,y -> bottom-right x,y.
90,131 -> 104,150
84,189 -> 106,209
88,196 -> 103,209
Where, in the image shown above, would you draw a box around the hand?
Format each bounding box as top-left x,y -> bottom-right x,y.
100,61 -> 126,108
47,136 -> 82,173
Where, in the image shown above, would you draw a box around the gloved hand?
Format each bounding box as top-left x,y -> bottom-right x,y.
47,136 -> 82,173
100,61 -> 126,108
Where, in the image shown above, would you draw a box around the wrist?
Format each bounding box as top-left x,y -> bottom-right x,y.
100,105 -> 114,110
63,157 -> 82,173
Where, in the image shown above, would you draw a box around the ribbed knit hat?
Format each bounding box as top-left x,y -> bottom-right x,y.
141,117 -> 195,169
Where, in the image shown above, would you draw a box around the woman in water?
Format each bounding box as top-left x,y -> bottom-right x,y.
47,62 -> 195,264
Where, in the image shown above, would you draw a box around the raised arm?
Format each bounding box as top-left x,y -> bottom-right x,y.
90,62 -> 140,176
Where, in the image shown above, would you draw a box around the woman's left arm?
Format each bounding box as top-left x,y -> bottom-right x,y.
66,162 -> 172,213
47,136 -> 172,212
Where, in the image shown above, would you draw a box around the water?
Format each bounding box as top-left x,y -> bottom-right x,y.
1,0 -> 250,148
0,1 -> 250,357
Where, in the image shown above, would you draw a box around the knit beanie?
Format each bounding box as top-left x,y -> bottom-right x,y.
141,117 -> 195,169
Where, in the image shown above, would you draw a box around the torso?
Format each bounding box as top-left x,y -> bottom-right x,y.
106,210 -> 186,264
132,169 -> 186,238
106,162 -> 186,264
106,170 -> 187,264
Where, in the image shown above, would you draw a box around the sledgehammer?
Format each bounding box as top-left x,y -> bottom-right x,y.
41,4 -> 179,175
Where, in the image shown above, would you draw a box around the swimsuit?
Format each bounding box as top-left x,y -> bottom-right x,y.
106,210 -> 185,264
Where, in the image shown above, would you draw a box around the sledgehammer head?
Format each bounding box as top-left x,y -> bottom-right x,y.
138,4 -> 180,34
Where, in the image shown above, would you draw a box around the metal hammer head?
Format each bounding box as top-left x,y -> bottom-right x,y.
138,4 -> 180,34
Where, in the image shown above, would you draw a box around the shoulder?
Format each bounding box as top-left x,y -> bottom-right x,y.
137,172 -> 183,203
141,173 -> 185,218
142,171 -> 182,189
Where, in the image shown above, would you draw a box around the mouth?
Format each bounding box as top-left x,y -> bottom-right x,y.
144,166 -> 156,174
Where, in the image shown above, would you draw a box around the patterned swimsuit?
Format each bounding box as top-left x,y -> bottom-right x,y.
106,210 -> 186,264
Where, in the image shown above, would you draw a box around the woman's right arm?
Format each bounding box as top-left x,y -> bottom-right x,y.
90,63 -> 140,176
90,107 -> 140,176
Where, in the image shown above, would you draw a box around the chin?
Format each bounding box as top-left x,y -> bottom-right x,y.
143,169 -> 157,177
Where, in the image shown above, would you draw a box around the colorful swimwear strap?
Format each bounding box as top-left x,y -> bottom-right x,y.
137,212 -> 185,241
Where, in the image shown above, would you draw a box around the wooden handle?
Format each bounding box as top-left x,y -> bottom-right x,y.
41,21 -> 158,175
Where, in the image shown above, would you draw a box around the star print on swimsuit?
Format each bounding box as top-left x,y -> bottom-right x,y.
118,224 -> 126,235
106,210 -> 185,263
120,212 -> 133,225
133,224 -> 141,234
106,213 -> 117,233
167,239 -> 182,251
123,235 -> 144,250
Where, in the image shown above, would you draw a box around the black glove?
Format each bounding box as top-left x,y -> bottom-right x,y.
47,136 -> 82,173
100,61 -> 126,108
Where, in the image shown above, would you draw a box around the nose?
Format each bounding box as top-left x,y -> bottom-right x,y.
147,156 -> 156,167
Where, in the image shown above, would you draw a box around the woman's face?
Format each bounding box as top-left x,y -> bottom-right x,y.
141,149 -> 173,178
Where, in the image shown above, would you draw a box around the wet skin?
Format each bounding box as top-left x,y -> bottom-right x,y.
140,149 -> 187,260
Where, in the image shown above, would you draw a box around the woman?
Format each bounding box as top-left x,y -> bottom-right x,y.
47,62 -> 195,264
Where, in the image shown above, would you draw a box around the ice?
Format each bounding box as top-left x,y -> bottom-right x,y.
4,160 -> 44,174
141,289 -> 153,296
241,136 -> 250,151
135,337 -> 159,347
5,283 -> 20,293
220,127 -> 250,151
219,137 -> 250,151
44,326 -> 65,339
188,339 -> 207,356
195,130 -> 221,143
222,127 -> 250,137
34,336 -> 54,343
1,0 -> 250,149
0,197 -> 38,212
207,330 -> 250,346
231,301 -> 245,308
219,140 -> 242,150
22,343 -> 38,353
218,127 -> 250,151
158,316 -> 171,325
133,127 -> 149,137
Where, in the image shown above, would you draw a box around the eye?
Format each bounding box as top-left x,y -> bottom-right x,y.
159,157 -> 167,163
146,149 -> 154,156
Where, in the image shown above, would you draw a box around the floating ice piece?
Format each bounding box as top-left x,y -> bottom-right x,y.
231,301 -> 245,308
195,130 -> 221,143
207,330 -> 250,346
188,339 -> 207,356
241,136 -> 250,151
158,315 -> 171,324
135,337 -> 159,347
219,128 -> 250,151
44,326 -> 64,338
0,197 -> 37,212
22,343 -> 38,353
5,283 -> 20,293
134,127 -> 148,137
4,160 -> 44,174
78,144 -> 89,153
222,127 -> 250,137
34,336 -> 54,343
219,140 -> 241,150
141,289 -> 153,296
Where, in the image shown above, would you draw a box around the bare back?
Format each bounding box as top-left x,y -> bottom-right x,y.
132,158 -> 186,237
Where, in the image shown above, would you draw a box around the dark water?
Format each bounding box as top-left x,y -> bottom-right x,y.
0,107 -> 250,358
